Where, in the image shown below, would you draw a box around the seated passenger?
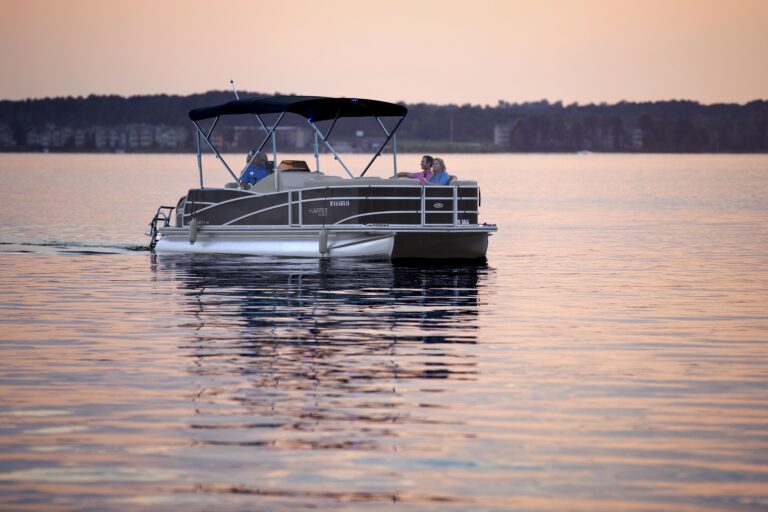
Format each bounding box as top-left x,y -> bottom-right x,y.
394,154 -> 434,185
428,157 -> 451,185
239,150 -> 270,187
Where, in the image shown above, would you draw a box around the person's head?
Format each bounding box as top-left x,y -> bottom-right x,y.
420,155 -> 434,171
246,149 -> 268,165
432,157 -> 446,173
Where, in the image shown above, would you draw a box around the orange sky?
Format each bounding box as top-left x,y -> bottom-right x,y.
0,0 -> 766,105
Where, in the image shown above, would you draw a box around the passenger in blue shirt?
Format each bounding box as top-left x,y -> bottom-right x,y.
428,157 -> 451,185
239,150 -> 270,187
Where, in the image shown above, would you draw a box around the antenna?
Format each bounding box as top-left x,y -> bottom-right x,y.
230,80 -> 240,100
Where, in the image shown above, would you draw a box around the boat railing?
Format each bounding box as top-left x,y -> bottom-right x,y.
278,184 -> 474,229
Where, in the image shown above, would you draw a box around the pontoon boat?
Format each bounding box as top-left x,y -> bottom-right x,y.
148,95 -> 496,258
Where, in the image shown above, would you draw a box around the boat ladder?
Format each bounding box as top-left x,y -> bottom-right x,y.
147,206 -> 175,250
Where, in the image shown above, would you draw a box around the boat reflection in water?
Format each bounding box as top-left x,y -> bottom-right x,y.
149,255 -> 492,505
154,254 -> 487,345
154,254 -> 488,389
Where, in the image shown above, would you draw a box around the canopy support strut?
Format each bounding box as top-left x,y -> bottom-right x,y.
196,130 -> 203,188
361,115 -> 405,177
193,118 -> 239,183
307,119 -> 354,178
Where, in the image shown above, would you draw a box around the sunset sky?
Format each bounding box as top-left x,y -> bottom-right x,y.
1,0 -> 766,105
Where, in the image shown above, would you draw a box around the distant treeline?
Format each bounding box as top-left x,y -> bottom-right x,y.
1,91 -> 767,153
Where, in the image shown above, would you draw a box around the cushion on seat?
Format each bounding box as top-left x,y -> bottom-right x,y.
278,160 -> 310,172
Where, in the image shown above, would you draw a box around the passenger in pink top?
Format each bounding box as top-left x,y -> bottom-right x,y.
394,155 -> 434,185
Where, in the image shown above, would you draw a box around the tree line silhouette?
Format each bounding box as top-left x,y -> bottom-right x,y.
1,92 -> 766,152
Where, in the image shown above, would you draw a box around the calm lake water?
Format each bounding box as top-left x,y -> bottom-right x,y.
1,153 -> 767,511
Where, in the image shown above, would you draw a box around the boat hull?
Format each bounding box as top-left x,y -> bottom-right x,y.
152,182 -> 495,259
155,226 -> 493,259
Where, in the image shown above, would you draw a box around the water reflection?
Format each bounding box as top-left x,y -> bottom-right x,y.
155,254 -> 486,346
152,255 -> 490,459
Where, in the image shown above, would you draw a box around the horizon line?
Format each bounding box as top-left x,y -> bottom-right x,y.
1,91 -> 766,109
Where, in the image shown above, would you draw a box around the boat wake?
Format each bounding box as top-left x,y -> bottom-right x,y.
0,241 -> 149,255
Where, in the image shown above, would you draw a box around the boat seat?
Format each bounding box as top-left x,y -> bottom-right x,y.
247,171 -> 329,192
349,177 -> 388,185
277,159 -> 311,172
244,173 -> 473,193
305,175 -> 344,187
279,171 -> 319,189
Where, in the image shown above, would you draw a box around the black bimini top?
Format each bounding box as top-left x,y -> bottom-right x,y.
189,95 -> 407,122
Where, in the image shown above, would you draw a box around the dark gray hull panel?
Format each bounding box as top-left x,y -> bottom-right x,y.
392,232 -> 489,259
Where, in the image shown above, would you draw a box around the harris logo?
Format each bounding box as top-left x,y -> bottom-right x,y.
434,202 -> 444,209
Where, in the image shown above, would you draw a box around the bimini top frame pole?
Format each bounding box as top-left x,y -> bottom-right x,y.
193,115 -> 286,189
196,129 -> 203,188
360,115 -> 405,177
232,81 -> 280,189
192,117 -> 240,184
306,114 -> 354,178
